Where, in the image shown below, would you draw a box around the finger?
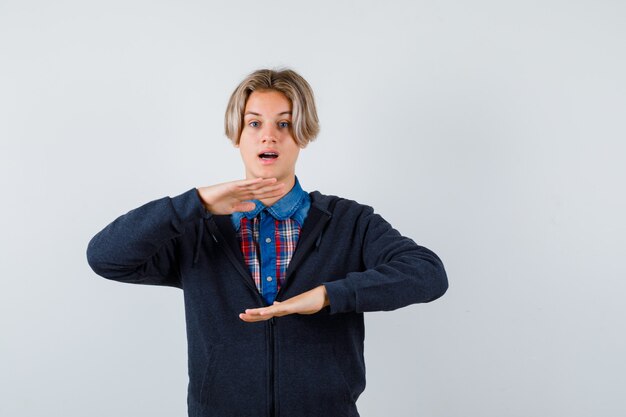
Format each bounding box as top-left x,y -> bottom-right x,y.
232,201 -> 256,212
236,177 -> 277,190
239,305 -> 291,321
244,307 -> 275,316
224,178 -> 265,194
239,182 -> 285,197
235,177 -> 271,186
246,304 -> 289,317
239,313 -> 272,322
235,193 -> 283,207
240,186 -> 287,201
240,305 -> 281,319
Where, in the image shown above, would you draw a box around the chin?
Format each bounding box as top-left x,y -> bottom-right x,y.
248,170 -> 279,180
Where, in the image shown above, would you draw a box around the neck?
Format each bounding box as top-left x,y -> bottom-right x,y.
258,175 -> 296,207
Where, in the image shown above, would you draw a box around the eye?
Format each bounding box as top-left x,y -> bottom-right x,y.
248,121 -> 260,128
278,121 -> 290,128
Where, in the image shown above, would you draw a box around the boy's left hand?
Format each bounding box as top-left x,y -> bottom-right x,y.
239,285 -> 330,322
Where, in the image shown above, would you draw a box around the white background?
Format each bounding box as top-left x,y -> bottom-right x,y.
1,1 -> 625,416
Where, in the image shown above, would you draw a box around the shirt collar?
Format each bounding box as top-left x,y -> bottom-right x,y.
231,176 -> 308,227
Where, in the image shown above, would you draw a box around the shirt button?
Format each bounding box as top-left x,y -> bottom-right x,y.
265,237 -> 272,243
266,276 -> 273,282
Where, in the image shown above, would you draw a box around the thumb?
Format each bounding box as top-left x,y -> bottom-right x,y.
233,201 -> 256,213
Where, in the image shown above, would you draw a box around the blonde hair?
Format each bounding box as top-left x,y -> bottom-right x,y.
224,68 -> 320,147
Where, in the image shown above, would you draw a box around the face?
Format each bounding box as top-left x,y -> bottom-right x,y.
236,89 -> 302,182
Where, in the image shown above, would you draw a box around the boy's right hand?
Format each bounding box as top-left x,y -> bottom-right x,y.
196,177 -> 285,215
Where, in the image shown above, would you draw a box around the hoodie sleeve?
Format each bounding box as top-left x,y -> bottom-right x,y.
323,205 -> 448,314
86,188 -> 208,288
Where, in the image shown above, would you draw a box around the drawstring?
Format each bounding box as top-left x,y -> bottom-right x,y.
193,219 -> 204,265
194,218 -> 218,265
316,196 -> 340,251
315,230 -> 323,250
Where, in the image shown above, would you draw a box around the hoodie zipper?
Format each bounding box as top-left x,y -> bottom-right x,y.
205,216 -> 285,416
268,317 -> 276,417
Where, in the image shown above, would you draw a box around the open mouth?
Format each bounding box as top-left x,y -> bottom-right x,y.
258,152 -> 279,160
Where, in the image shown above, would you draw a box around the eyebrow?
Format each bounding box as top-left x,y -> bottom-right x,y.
244,111 -> 292,117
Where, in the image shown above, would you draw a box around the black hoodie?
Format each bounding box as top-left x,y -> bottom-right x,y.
86,187 -> 448,417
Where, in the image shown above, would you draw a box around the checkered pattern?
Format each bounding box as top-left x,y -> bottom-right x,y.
238,215 -> 301,294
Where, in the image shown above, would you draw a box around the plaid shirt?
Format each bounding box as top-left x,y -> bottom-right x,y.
231,177 -> 311,305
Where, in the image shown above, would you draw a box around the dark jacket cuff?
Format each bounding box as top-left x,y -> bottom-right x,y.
323,279 -> 356,314
171,188 -> 211,223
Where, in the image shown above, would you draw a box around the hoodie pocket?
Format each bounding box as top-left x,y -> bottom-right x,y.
198,345 -> 219,405
277,341 -> 353,417
196,342 -> 267,416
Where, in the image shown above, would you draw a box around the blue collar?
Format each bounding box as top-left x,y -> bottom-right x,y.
231,176 -> 309,231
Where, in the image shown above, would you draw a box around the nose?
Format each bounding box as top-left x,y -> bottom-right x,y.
262,135 -> 277,144
261,125 -> 279,143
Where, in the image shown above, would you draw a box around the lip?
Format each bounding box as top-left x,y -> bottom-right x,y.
258,148 -> 280,156
258,149 -> 280,165
259,157 -> 278,165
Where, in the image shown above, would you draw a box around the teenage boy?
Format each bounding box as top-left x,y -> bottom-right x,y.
87,68 -> 448,417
